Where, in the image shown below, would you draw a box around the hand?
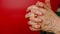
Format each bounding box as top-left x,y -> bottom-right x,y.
25,0 -> 60,33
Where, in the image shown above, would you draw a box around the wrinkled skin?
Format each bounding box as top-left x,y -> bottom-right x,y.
25,0 -> 60,34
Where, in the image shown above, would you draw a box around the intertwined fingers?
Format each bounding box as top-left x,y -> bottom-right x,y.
25,0 -> 53,31
25,5 -> 44,31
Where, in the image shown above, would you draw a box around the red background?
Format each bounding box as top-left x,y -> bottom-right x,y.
0,0 -> 60,34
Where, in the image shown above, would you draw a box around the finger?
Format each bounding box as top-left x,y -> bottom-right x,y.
25,12 -> 31,18
45,0 -> 51,8
36,1 -> 44,8
29,17 -> 42,23
36,1 -> 49,10
26,5 -> 38,12
36,1 -> 51,10
28,21 -> 37,25
28,21 -> 41,29
32,24 -> 41,29
25,12 -> 35,18
29,27 -> 40,31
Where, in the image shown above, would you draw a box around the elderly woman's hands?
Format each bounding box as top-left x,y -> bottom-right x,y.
25,0 -> 60,34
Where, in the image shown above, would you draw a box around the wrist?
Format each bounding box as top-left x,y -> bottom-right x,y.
52,18 -> 60,34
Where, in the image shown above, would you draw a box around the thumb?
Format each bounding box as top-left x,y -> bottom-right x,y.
36,1 -> 50,9
45,0 -> 51,8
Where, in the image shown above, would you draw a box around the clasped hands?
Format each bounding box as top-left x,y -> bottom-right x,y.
25,0 -> 60,34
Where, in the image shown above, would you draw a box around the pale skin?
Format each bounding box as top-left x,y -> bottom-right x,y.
25,0 -> 60,34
